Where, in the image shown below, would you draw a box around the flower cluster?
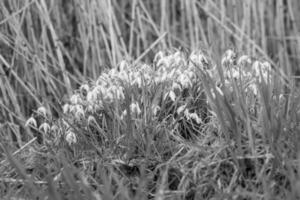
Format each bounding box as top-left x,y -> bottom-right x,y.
25,106 -> 73,146
218,50 -> 275,118
221,50 -> 273,86
25,50 -> 213,146
61,50 -> 208,120
28,49 -> 280,146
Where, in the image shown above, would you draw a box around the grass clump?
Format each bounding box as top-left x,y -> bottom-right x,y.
1,49 -> 299,199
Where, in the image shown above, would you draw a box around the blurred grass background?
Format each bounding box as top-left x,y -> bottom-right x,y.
0,0 -> 299,144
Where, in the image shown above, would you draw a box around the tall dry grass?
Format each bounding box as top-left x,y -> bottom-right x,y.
0,0 -> 299,149
1,1 -> 300,198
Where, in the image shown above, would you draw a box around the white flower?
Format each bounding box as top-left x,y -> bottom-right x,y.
279,94 -> 286,106
252,61 -> 261,77
115,86 -> 125,100
177,104 -> 186,114
62,104 -> 70,114
104,91 -> 114,102
168,90 -> 176,102
109,68 -> 118,77
172,82 -> 182,91
261,61 -> 271,72
39,122 -> 50,133
156,58 -> 169,69
80,84 -> 90,96
109,86 -> 125,100
120,110 -> 127,120
74,105 -> 85,121
237,55 -> 251,66
25,117 -> 37,127
86,105 -> 94,113
261,61 -> 272,82
132,76 -> 142,88
152,105 -> 160,116
70,94 -> 82,105
101,73 -> 110,82
184,109 -> 190,119
252,61 -> 271,82
37,106 -> 47,117
190,51 -> 208,69
130,102 -> 141,115
140,64 -> 151,72
173,56 -> 185,67
129,71 -> 136,83
65,130 -> 77,145
86,91 -> 95,103
94,104 -> 103,112
50,124 -> 59,134
248,83 -> 258,96
69,105 -> 76,113
154,51 -> 164,65
95,78 -> 107,86
221,49 -> 236,67
155,70 -> 168,83
87,115 -> 98,126
231,68 -> 240,79
119,60 -> 129,71
119,70 -> 129,83
178,74 -> 192,88
189,112 -> 202,124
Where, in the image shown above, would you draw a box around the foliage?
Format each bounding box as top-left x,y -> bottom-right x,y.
1,0 -> 300,199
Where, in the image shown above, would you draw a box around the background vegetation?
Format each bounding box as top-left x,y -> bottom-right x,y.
0,0 -> 300,199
